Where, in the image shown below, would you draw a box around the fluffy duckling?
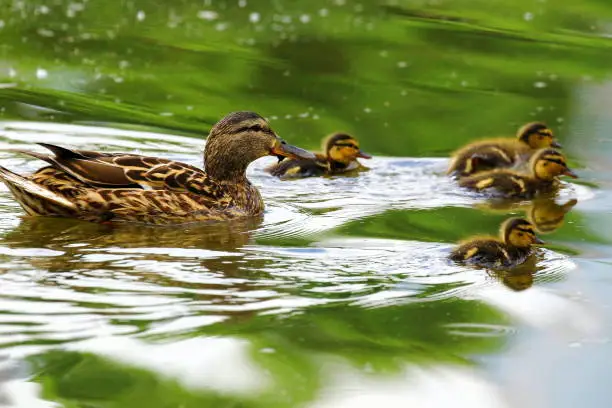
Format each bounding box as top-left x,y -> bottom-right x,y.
447,122 -> 561,177
0,111 -> 315,224
266,132 -> 371,178
458,148 -> 577,198
449,217 -> 544,268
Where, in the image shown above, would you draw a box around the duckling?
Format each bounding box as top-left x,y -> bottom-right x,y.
447,122 -> 561,177
266,132 -> 371,178
0,111 -> 315,225
458,148 -> 578,198
449,217 -> 544,268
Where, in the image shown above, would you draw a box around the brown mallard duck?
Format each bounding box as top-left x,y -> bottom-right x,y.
266,132 -> 371,178
0,111 -> 315,225
449,217 -> 544,268
458,148 -> 578,198
447,122 -> 561,177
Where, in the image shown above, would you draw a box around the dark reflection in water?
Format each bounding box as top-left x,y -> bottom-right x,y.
0,0 -> 610,407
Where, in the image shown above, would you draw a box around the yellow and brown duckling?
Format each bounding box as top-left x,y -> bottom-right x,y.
0,111 -> 315,225
266,132 -> 371,178
449,217 -> 544,268
447,122 -> 561,177
458,148 -> 578,199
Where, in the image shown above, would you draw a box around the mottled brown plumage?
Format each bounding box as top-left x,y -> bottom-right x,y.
449,217 -> 544,268
0,111 -> 315,225
447,122 -> 562,177
458,148 -> 578,199
266,133 -> 371,178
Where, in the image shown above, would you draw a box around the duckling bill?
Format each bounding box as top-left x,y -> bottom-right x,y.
267,132 -> 371,178
449,217 -> 544,268
447,122 -> 562,177
458,148 -> 578,199
0,111 -> 315,225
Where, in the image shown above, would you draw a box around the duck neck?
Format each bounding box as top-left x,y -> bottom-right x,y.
204,153 -> 250,183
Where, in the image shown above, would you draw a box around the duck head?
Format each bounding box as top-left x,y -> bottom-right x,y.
204,111 -> 315,181
501,217 -> 545,248
517,122 -> 562,149
324,133 -> 371,166
531,148 -> 578,181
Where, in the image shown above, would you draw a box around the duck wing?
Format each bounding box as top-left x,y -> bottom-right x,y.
18,143 -> 224,198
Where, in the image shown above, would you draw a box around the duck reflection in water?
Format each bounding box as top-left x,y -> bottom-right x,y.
0,215 -> 263,275
475,197 -> 577,234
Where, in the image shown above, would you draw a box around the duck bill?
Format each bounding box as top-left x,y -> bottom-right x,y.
271,141 -> 316,160
563,168 -> 578,178
551,141 -> 563,148
357,150 -> 372,159
534,237 -> 546,245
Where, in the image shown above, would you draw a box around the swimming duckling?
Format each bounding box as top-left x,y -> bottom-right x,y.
447,122 -> 561,177
266,132 -> 371,178
458,148 -> 577,198
449,217 -> 544,268
0,111 -> 315,224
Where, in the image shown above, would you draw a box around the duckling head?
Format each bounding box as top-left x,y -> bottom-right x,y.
324,133 -> 372,165
204,111 -> 315,180
531,148 -> 578,181
517,122 -> 562,149
500,217 -> 545,248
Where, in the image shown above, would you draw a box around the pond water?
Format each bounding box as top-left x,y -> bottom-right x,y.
1,1 -> 612,407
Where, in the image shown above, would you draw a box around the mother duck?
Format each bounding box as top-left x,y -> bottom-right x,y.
0,111 -> 314,224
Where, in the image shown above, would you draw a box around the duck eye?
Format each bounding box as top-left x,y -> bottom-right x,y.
250,125 -> 263,132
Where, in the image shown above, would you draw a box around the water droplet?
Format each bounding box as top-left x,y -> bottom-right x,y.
37,28 -> 55,37
249,12 -> 260,23
36,68 -> 48,79
136,10 -> 146,22
197,10 -> 218,20
534,81 -> 547,88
